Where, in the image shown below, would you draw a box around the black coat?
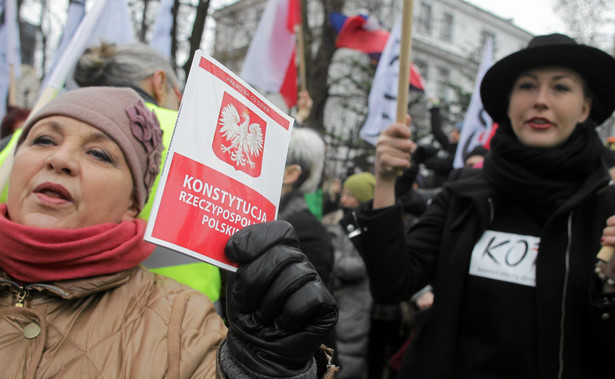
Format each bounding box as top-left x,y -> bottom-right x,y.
342,168 -> 615,378
278,190 -> 335,289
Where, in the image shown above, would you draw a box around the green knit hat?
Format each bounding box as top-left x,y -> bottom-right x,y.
343,172 -> 376,203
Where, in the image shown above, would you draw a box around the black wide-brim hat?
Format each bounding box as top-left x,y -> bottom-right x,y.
480,33 -> 615,126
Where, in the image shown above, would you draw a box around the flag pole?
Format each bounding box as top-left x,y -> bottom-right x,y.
392,0 -> 414,176
396,0 -> 414,123
8,65 -> 16,107
597,246 -> 614,264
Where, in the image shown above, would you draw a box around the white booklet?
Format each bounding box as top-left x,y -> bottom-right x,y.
145,51 -> 294,272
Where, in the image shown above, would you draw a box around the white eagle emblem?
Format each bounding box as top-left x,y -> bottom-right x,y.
218,104 -> 264,168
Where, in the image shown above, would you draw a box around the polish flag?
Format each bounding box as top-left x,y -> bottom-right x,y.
240,0 -> 301,108
329,12 -> 389,55
330,12 -> 425,91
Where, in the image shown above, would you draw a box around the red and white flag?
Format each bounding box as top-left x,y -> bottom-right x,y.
240,0 -> 301,108
330,12 -> 389,55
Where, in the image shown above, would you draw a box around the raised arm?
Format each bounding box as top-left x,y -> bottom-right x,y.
373,115 -> 416,209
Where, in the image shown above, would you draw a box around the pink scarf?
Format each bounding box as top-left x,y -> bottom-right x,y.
0,204 -> 155,283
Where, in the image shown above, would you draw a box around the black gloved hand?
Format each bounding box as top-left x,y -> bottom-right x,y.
224,220 -> 338,377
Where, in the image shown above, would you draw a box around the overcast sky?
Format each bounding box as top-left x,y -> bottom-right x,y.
464,0 -> 568,35
25,0 -> 590,59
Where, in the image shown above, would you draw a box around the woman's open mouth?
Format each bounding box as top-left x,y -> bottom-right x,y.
33,182 -> 73,205
527,117 -> 553,130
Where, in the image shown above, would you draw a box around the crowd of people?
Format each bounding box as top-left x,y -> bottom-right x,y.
1,31 -> 615,378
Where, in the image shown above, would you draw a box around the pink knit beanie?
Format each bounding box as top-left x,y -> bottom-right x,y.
18,87 -> 163,212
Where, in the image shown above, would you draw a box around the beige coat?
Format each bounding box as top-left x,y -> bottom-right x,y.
0,266 -> 228,378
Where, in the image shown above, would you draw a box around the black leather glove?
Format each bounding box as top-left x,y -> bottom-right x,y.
224,220 -> 338,377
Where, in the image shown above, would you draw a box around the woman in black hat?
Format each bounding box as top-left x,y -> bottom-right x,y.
342,33 -> 615,378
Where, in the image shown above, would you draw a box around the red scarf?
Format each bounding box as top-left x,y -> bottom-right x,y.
0,204 -> 155,283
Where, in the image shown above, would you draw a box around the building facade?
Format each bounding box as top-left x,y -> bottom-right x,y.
211,0 -> 536,175
213,0 -> 533,101
408,0 -> 533,102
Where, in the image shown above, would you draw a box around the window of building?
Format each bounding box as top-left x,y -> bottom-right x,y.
414,59 -> 428,82
437,67 -> 450,100
440,13 -> 453,42
418,2 -> 432,35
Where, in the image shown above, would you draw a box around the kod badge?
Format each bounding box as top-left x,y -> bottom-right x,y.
469,230 -> 540,287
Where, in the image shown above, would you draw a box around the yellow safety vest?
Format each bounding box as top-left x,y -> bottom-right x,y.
0,130 -> 21,203
142,103 -> 221,303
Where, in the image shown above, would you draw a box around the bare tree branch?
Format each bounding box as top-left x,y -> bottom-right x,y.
302,0 -> 344,133
138,0 -> 150,42
554,0 -> 615,50
182,0 -> 210,78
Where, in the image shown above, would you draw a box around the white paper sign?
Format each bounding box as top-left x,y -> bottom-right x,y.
469,230 -> 540,287
145,51 -> 294,272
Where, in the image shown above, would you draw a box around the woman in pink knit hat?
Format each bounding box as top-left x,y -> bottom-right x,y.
0,86 -> 337,378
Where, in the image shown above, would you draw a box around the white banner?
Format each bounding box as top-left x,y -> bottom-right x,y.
453,36 -> 494,168
41,0 -> 134,92
150,0 -> 174,58
0,0 -> 21,121
40,0 -> 85,92
359,15 -> 403,146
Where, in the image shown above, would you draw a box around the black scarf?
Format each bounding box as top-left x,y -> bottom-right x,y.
483,121 -> 603,216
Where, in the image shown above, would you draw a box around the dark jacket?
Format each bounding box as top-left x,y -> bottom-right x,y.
278,190 -> 335,288
322,209 -> 371,378
412,107 -> 457,188
278,190 -> 338,368
342,168 -> 615,378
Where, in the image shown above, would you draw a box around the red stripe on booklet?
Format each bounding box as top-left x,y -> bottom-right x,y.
199,57 -> 291,130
